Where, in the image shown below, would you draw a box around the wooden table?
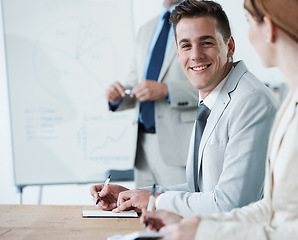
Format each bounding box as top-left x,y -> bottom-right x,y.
0,205 -> 144,240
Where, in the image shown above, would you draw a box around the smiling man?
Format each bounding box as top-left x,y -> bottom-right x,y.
90,0 -> 279,216
176,16 -> 234,98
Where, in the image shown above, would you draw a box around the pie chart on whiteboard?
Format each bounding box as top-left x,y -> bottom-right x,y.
33,17 -> 117,104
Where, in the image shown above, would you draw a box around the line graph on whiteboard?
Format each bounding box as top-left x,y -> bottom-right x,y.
77,113 -> 135,163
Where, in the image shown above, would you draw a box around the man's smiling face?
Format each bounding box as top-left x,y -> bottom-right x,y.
176,16 -> 234,98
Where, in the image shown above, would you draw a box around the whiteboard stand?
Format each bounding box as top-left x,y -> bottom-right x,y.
17,186 -> 24,205
38,185 -> 43,205
16,168 -> 134,205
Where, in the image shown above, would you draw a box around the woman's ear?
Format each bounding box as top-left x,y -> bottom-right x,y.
264,16 -> 276,43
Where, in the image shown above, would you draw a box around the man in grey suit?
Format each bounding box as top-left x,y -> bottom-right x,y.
90,0 -> 279,215
105,0 -> 200,188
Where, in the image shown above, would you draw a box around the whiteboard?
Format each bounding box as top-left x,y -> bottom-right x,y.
2,0 -> 137,186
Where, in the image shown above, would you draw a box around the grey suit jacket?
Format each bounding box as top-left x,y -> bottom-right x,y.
155,61 -> 279,215
113,15 -> 200,166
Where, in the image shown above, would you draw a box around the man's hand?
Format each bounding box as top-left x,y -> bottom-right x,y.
161,216 -> 201,240
140,209 -> 183,231
131,80 -> 168,102
105,81 -> 126,102
90,184 -> 128,211
112,189 -> 160,213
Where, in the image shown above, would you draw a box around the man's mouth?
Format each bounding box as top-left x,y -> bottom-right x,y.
190,64 -> 211,71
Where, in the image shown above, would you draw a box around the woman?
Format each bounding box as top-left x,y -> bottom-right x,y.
141,0 -> 298,239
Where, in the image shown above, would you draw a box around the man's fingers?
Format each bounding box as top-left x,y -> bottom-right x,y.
98,184 -> 111,198
113,199 -> 134,212
113,82 -> 126,97
105,82 -> 126,101
103,202 -> 117,210
92,195 -> 99,204
116,190 -> 133,207
90,185 -> 102,196
140,209 -> 153,223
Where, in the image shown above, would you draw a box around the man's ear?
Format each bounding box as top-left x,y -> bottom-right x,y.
264,16 -> 276,43
227,36 -> 235,58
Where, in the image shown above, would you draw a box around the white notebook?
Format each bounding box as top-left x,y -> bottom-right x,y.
82,210 -> 138,218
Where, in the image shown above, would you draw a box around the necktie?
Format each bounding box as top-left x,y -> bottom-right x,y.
193,103 -> 211,192
139,11 -> 171,131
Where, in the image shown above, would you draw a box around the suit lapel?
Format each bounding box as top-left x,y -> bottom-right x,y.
158,40 -> 176,82
139,17 -> 159,81
198,61 -> 247,162
139,16 -> 176,83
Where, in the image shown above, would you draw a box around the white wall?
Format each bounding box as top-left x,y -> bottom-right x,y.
0,0 -> 287,205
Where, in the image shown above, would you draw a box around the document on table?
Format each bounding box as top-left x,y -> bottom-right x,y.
82,210 -> 138,218
107,231 -> 167,240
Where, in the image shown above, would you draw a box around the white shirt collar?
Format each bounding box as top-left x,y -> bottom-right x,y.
199,66 -> 234,110
161,1 -> 182,16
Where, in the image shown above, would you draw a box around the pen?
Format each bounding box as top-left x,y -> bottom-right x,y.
145,184 -> 156,227
96,174 -> 111,205
124,89 -> 132,95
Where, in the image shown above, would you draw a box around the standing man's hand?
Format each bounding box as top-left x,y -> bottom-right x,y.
131,80 -> 168,101
105,81 -> 126,103
90,184 -> 129,211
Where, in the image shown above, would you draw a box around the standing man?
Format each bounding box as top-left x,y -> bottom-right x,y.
91,0 -> 279,215
106,0 -> 199,187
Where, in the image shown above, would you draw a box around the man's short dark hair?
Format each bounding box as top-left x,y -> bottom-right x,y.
170,0 -> 232,43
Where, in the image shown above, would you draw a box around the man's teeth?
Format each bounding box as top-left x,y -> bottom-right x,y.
192,65 -> 208,71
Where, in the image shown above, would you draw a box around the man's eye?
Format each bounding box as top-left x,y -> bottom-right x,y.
202,42 -> 214,47
181,44 -> 191,49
